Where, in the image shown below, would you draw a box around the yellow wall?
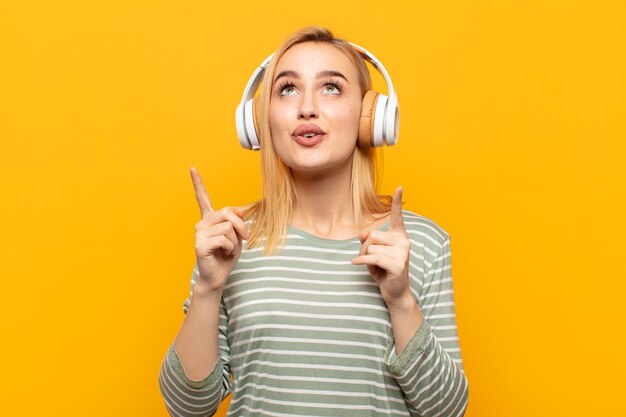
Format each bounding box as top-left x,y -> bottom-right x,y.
1,1 -> 623,416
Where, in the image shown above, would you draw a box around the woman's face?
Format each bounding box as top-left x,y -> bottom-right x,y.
268,41 -> 362,177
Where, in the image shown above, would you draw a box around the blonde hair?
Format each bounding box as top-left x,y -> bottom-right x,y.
242,26 -> 393,255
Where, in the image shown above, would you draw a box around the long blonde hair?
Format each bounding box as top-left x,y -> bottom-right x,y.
242,26 -> 393,255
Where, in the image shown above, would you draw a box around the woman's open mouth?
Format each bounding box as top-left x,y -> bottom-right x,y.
292,133 -> 326,147
292,124 -> 326,147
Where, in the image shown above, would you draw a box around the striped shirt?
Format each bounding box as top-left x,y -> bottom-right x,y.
159,210 -> 469,416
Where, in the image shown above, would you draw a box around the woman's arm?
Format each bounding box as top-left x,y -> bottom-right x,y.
175,283 -> 222,381
352,189 -> 469,416
158,265 -> 233,417
385,237 -> 469,417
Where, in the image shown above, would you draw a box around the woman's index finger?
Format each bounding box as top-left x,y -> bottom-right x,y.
389,185 -> 406,235
190,166 -> 214,218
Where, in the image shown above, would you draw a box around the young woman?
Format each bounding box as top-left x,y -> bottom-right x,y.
159,26 -> 469,417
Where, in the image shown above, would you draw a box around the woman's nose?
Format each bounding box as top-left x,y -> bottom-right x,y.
297,91 -> 318,119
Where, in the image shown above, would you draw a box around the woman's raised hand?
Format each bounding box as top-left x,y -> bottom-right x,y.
351,186 -> 413,308
190,166 -> 249,294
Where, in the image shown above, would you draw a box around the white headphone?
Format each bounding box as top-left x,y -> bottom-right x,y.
235,42 -> 399,151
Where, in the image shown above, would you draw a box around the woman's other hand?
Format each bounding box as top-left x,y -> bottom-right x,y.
190,166 -> 249,294
351,186 -> 413,308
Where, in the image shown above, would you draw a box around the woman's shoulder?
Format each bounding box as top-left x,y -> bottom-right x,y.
400,209 -> 450,247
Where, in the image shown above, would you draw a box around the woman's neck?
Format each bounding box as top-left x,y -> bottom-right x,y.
289,161 -> 382,239
291,175 -> 351,233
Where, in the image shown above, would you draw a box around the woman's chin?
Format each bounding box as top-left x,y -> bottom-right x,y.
288,159 -> 351,179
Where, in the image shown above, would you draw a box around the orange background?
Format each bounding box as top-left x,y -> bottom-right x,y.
1,1 -> 624,416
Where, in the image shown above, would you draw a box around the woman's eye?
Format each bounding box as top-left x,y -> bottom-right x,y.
281,86 -> 295,95
324,84 -> 340,94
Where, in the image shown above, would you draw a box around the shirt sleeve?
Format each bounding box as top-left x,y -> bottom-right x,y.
158,263 -> 233,417
383,236 -> 469,417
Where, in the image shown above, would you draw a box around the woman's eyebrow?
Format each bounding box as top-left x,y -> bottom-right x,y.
273,70 -> 349,84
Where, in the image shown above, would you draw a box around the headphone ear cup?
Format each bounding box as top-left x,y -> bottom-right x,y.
384,93 -> 400,146
239,97 -> 261,150
372,93 -> 388,147
358,90 -> 379,148
252,97 -> 262,145
235,100 -> 251,149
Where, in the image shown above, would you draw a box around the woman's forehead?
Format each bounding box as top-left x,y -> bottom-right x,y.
274,42 -> 357,81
